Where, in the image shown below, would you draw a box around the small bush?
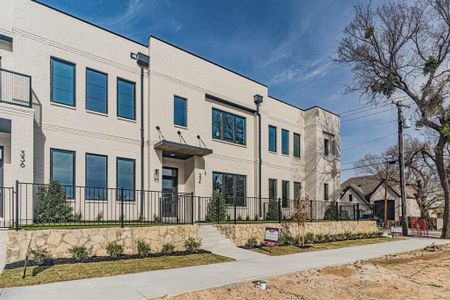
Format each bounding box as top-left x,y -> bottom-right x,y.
35,180 -> 73,223
245,215 -> 250,221
184,237 -> 202,252
245,237 -> 258,249
254,214 -> 259,221
343,231 -> 353,240
73,211 -> 82,222
29,247 -> 52,265
237,215 -> 243,221
206,191 -> 227,222
153,214 -> 161,223
138,214 -> 145,222
335,233 -> 345,241
69,245 -> 91,261
161,243 -> 175,254
304,232 -> 315,244
106,241 -> 124,257
136,240 -> 151,257
96,212 -> 104,222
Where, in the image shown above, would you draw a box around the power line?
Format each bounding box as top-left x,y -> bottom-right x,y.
341,108 -> 396,123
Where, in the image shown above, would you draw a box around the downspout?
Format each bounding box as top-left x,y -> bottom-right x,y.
254,95 -> 263,218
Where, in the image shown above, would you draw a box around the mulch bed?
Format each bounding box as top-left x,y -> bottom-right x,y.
5,250 -> 211,270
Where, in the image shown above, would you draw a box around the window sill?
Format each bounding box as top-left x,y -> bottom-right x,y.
117,116 -> 137,123
268,150 -> 277,154
51,102 -> 77,110
282,153 -> 289,157
212,138 -> 247,148
86,109 -> 108,117
174,124 -> 188,130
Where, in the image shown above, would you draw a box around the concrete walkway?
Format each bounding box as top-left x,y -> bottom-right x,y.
1,237 -> 447,300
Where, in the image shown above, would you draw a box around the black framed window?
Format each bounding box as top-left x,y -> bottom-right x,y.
213,172 -> 246,206
269,125 -> 277,152
281,129 -> 289,155
117,158 -> 135,201
293,133 -> 301,158
86,68 -> 108,114
211,108 -> 246,145
85,154 -> 107,200
174,96 -> 187,127
269,178 -> 277,200
117,78 -> 135,120
294,182 -> 302,200
50,149 -> 75,199
349,194 -> 353,202
324,138 -> 330,156
282,180 -> 289,208
324,183 -> 329,201
51,58 -> 75,106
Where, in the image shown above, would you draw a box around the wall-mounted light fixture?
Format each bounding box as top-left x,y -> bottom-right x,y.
154,169 -> 160,182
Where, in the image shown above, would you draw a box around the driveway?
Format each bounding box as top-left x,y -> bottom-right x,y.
1,237 -> 447,300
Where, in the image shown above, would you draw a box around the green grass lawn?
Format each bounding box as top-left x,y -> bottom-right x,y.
252,237 -> 401,256
0,253 -> 233,288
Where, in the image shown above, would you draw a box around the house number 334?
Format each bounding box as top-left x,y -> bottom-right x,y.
20,150 -> 25,168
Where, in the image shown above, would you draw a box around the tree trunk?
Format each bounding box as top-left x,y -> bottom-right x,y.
435,142 -> 450,238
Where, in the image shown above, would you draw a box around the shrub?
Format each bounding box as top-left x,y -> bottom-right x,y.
323,201 -> 338,220
206,191 -> 226,222
136,240 -> 151,257
245,237 -> 258,249
161,243 -> 175,254
106,241 -> 124,257
35,180 -> 73,223
184,237 -> 202,252
245,215 -> 250,221
304,232 -> 315,244
138,214 -> 145,222
254,214 -> 259,221
237,215 -> 243,221
73,211 -> 82,222
69,245 -> 91,261
29,247 -> 52,265
153,214 -> 161,223
343,231 -> 353,240
96,212 -> 104,222
266,198 -> 280,221
335,233 -> 345,241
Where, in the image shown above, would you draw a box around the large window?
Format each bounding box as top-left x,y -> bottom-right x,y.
268,125 -> 277,152
51,58 -> 75,106
269,178 -> 277,200
50,149 -> 75,198
213,172 -> 246,206
86,68 -> 108,114
324,138 -> 330,156
294,182 -> 302,200
282,180 -> 289,208
293,133 -> 301,158
116,158 -> 135,201
85,154 -> 107,200
174,96 -> 187,127
281,129 -> 289,155
117,78 -> 135,120
211,108 -> 246,145
324,183 -> 329,201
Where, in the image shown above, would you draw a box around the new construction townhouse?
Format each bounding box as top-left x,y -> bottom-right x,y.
0,0 -> 340,225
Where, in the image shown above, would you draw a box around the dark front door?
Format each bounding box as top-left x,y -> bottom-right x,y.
162,167 -> 178,218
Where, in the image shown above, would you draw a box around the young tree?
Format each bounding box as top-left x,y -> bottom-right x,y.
35,180 -> 73,223
337,0 -> 450,238
292,196 -> 311,247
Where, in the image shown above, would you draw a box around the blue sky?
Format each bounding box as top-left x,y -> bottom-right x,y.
40,0 -> 412,180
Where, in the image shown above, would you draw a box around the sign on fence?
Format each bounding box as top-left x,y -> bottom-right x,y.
262,227 -> 279,246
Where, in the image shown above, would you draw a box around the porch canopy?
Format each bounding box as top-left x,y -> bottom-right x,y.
154,140 -> 213,160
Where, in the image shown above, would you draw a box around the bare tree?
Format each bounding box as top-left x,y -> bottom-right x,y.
293,195 -> 311,247
337,0 -> 450,238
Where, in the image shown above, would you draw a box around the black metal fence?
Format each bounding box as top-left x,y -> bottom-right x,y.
2,182 -> 362,229
0,68 -> 32,108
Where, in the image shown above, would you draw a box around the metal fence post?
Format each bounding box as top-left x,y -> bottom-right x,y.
353,204 -> 356,220
335,202 -> 339,221
216,195 -> 220,224
278,197 -> 282,223
15,180 -> 19,231
357,203 -> 360,220
191,192 -> 194,225
310,199 -> 313,221
234,197 -> 237,224
120,187 -> 124,228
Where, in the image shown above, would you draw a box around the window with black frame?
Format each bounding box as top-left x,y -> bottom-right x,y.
269,178 -> 277,200
294,181 -> 302,200
282,180 -> 289,208
50,148 -> 75,199
85,154 -> 107,200
116,158 -> 135,201
211,108 -> 246,145
293,133 -> 301,158
213,172 -> 246,206
281,129 -> 289,155
268,125 -> 277,152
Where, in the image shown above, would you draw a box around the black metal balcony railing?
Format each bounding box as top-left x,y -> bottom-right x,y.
0,68 -> 32,108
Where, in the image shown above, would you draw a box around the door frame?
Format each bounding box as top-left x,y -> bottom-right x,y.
161,167 -> 178,218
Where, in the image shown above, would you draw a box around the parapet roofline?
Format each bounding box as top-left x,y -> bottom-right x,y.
269,95 -> 340,118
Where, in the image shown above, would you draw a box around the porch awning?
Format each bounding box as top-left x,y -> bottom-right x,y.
154,140 -> 213,159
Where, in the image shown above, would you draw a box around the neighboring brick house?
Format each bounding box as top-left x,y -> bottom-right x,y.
340,175 -> 420,223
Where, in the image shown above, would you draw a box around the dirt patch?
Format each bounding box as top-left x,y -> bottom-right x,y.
169,243 -> 450,300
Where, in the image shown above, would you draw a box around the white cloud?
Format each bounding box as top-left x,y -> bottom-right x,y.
99,0 -> 145,29
268,58 -> 334,86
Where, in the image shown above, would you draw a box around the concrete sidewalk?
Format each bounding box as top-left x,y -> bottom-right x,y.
1,237 -> 447,300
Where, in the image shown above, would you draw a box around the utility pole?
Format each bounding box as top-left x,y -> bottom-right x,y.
396,101 -> 409,236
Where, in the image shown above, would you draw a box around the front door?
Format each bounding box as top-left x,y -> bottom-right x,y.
162,167 -> 178,218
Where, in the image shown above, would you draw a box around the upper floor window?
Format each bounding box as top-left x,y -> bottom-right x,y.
85,153 -> 107,200
349,194 -> 353,202
117,78 -> 135,120
50,148 -> 75,199
86,68 -> 108,114
51,58 -> 75,106
269,178 -> 277,200
212,108 -> 246,145
281,129 -> 289,155
117,158 -> 135,201
324,183 -> 329,201
213,171 -> 246,206
268,125 -> 277,152
324,138 -> 330,156
174,96 -> 187,127
293,133 -> 301,158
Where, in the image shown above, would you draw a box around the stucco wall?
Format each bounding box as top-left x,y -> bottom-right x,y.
6,225 -> 199,263
215,221 -> 378,246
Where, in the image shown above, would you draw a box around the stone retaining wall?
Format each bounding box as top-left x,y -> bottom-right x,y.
215,221 -> 378,246
6,225 -> 199,263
